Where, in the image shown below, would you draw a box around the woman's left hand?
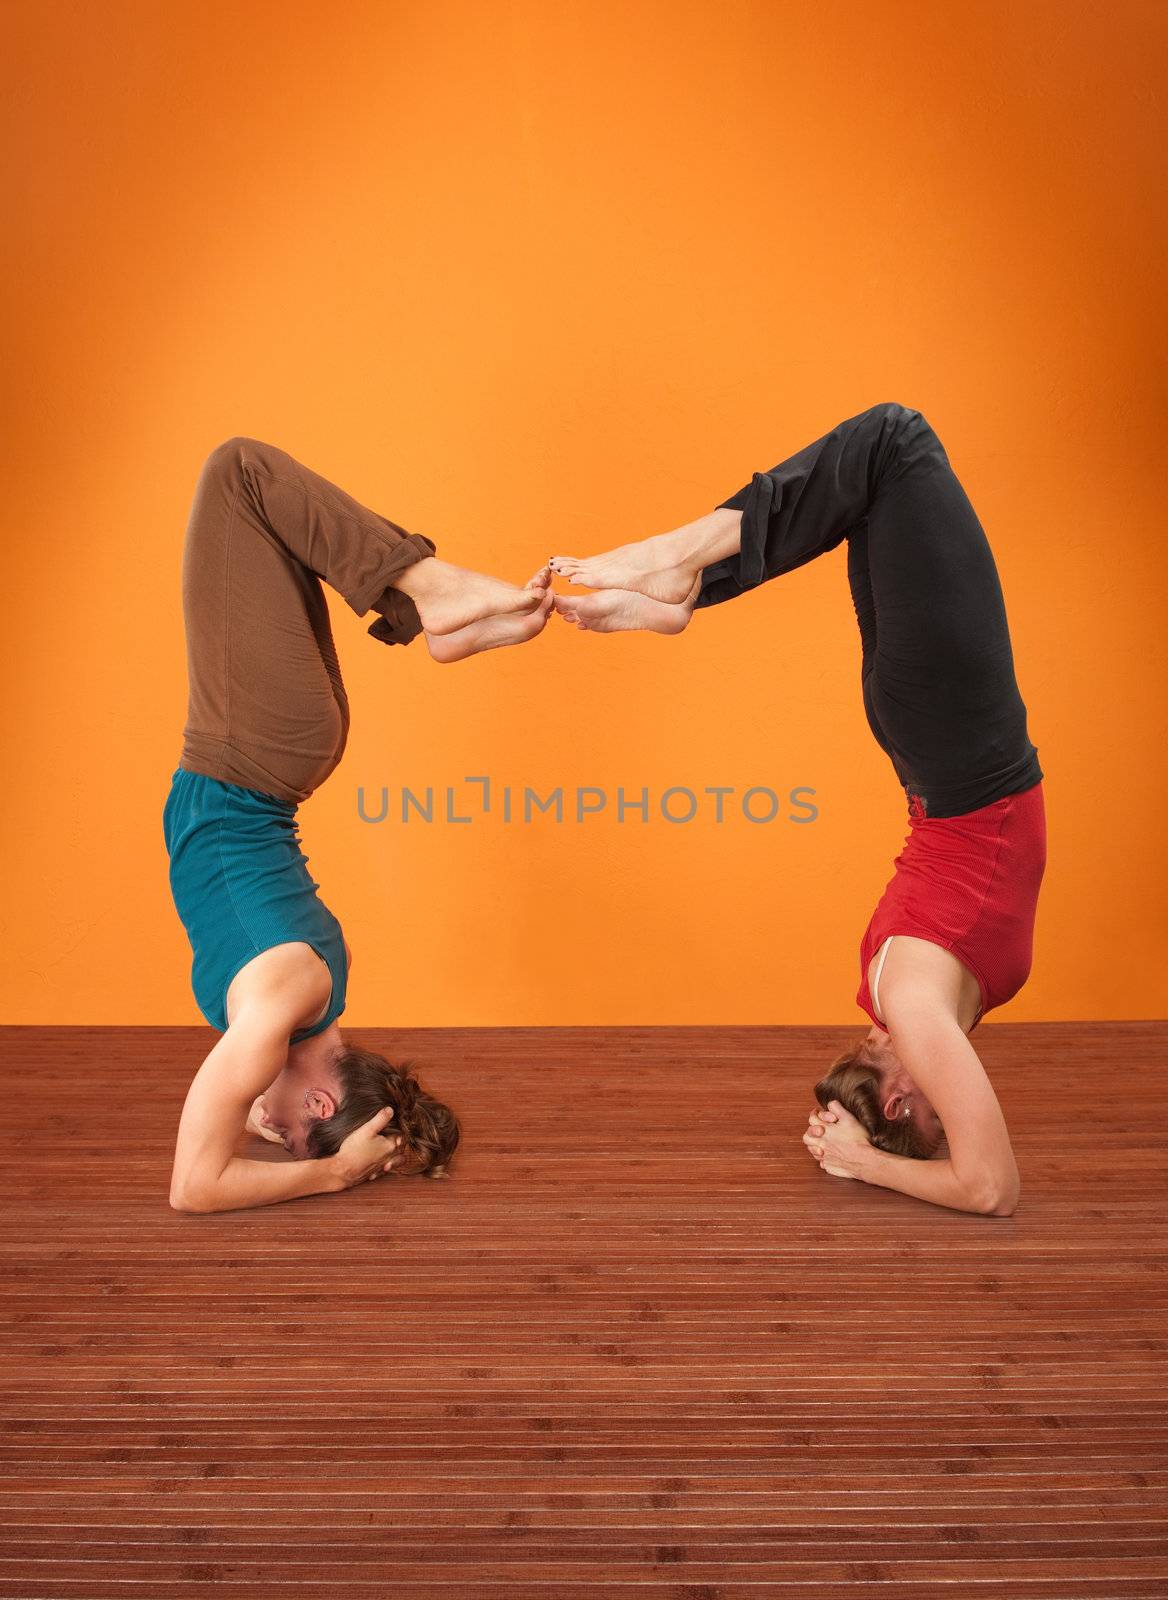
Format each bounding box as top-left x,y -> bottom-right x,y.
803,1100 -> 874,1180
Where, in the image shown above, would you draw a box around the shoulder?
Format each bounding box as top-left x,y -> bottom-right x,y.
228,941 -> 334,1025
874,934 -> 980,1030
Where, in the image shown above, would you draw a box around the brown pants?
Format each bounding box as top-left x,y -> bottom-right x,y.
178,436 -> 436,805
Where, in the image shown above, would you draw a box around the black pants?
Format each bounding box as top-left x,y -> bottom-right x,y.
697,402 -> 1042,818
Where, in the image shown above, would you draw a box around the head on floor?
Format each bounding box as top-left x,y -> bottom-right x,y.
814,1028 -> 945,1159
258,1029 -> 461,1174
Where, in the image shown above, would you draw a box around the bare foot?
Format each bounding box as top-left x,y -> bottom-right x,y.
548,533 -> 702,605
392,556 -> 542,636
549,508 -> 742,603
425,569 -> 554,662
553,585 -> 695,635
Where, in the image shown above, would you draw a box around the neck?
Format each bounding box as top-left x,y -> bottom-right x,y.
288,1022 -> 344,1072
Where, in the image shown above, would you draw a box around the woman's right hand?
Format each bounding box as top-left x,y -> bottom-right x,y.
330,1106 -> 405,1188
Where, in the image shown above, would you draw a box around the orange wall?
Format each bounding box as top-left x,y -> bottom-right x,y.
3,0 -> 1165,1026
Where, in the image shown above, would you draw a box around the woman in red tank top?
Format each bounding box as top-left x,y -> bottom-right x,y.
856,782 -> 1046,1043
550,402 -> 1046,1216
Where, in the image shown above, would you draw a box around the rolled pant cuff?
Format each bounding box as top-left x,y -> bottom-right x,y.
359,532 -> 437,647
367,604 -> 425,647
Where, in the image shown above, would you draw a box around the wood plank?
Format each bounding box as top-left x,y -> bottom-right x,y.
1,1023 -> 1166,1596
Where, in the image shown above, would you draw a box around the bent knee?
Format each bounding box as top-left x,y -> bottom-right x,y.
868,400 -> 931,432
866,403 -> 942,472
201,435 -> 268,481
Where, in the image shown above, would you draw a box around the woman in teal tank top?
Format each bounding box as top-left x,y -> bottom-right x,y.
163,769 -> 349,1045
163,434 -> 553,1213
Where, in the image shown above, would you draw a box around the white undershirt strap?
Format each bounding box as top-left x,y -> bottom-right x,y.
871,934 -> 895,1023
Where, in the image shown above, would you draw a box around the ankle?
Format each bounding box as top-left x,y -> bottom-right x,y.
387,553 -> 445,600
683,508 -> 741,568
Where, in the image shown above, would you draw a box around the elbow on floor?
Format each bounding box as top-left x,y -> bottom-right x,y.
980,1182 -> 1021,1217
169,1183 -> 209,1214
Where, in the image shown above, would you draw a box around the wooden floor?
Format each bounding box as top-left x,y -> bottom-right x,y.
1,1021 -> 1166,1598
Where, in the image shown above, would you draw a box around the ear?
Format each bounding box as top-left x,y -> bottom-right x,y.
881,1091 -> 903,1122
305,1087 -> 340,1120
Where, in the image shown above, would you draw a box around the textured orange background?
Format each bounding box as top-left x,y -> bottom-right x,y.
2,0 -> 1165,1027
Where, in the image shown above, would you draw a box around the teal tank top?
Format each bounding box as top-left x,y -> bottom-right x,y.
162,765 -> 348,1041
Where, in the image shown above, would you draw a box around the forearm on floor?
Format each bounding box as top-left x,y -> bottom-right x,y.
861,1147 -> 1012,1216
172,1154 -> 344,1214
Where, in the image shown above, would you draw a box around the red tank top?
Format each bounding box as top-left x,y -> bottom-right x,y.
857,780 -> 1046,1033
